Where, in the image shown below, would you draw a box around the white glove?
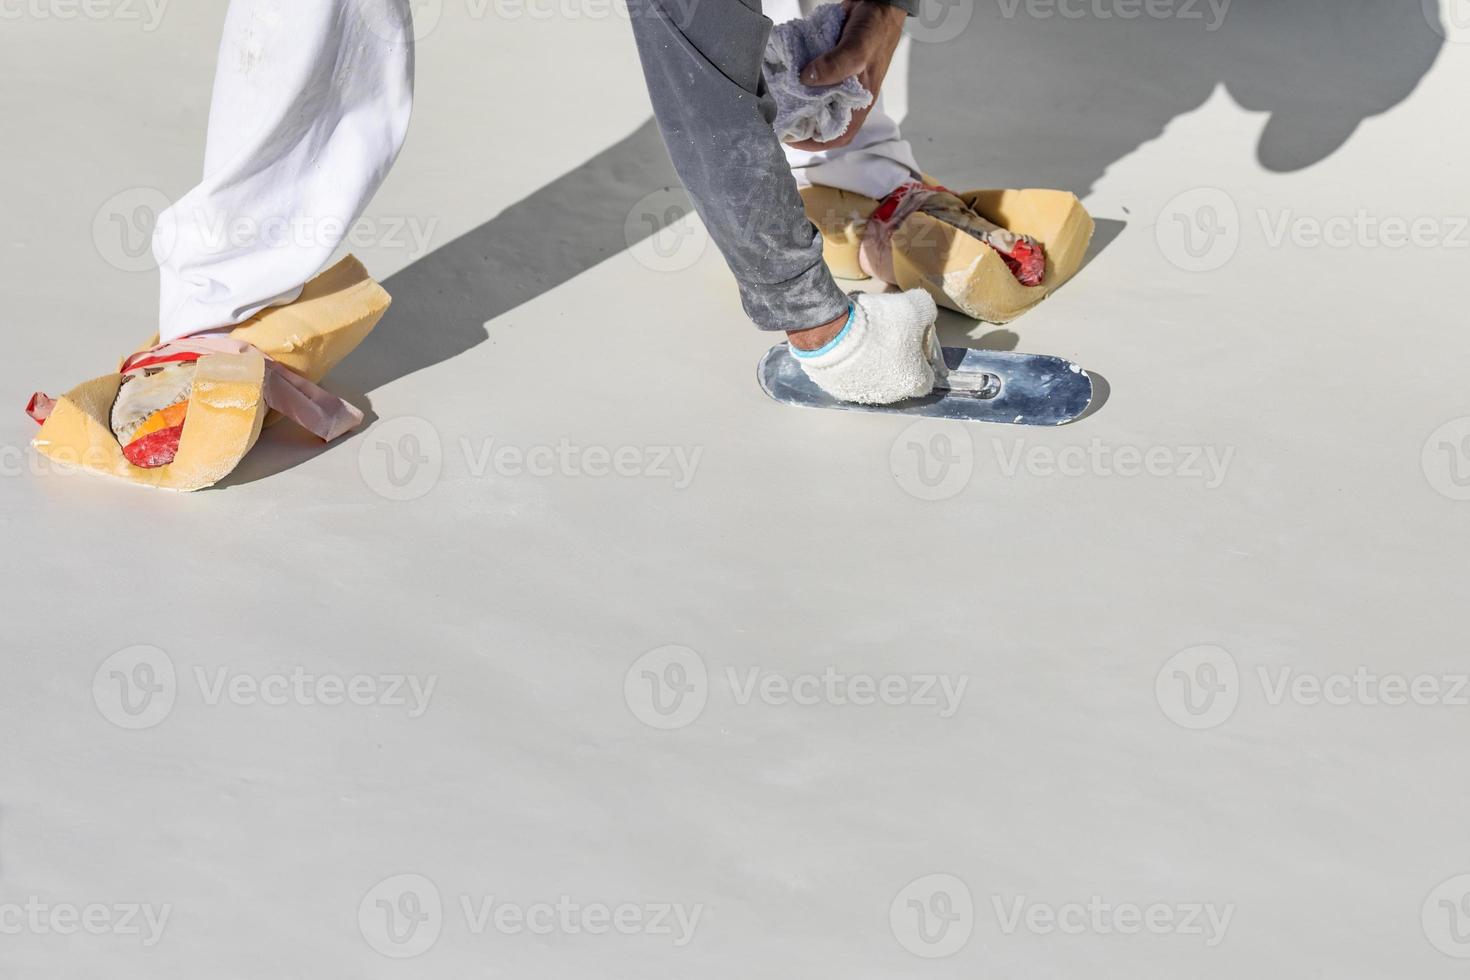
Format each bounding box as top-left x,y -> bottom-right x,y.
792,289 -> 942,405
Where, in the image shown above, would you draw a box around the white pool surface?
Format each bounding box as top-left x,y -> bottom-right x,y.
3,3 -> 1469,977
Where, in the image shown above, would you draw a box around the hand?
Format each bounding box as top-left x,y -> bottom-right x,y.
785,0 -> 907,152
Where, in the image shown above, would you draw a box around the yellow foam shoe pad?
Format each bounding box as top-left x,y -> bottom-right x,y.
800,185 -> 1095,324
32,254 -> 390,491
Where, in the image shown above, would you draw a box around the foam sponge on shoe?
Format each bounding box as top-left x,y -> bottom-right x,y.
29,255 -> 389,491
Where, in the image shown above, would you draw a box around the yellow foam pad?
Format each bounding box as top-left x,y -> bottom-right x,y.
799,184 -> 878,281
800,185 -> 1096,324
33,254 -> 391,491
33,352 -> 268,492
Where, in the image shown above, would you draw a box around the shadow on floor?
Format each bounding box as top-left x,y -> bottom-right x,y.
334,118 -> 680,399
218,120 -> 683,487
907,0 -> 1443,191
1075,371 -> 1112,422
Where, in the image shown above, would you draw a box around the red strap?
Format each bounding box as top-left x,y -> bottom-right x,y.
121,350 -> 204,373
25,392 -> 55,426
28,338 -> 364,444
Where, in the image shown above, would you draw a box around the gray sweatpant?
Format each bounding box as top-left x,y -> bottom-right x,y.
628,0 -> 852,332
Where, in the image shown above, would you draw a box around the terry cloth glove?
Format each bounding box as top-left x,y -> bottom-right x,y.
792,290 -> 943,405
764,3 -> 874,143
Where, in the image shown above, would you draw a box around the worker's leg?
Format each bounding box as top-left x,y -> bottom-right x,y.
764,0 -> 921,199
626,0 -> 849,332
154,0 -> 415,342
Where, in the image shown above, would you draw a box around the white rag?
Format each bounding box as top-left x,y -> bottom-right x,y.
764,3 -> 874,144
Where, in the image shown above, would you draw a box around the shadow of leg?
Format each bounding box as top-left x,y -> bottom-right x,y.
1078,217 -> 1127,278
333,117 -> 681,399
219,119 -> 684,487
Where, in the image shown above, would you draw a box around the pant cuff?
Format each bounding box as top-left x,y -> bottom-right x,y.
738,259 -> 850,332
